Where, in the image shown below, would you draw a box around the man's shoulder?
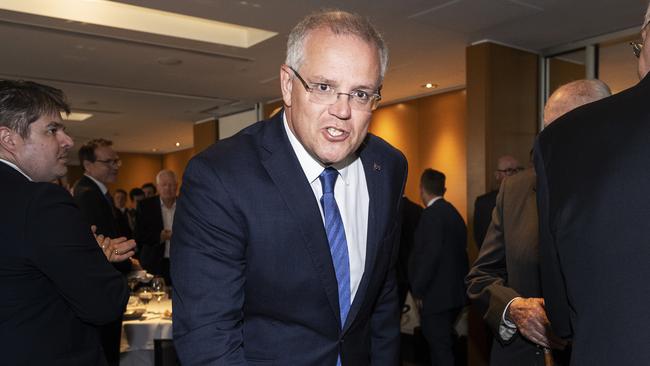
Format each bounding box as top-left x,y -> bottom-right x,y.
475,190 -> 498,206
364,133 -> 406,164
139,196 -> 161,210
73,176 -> 98,197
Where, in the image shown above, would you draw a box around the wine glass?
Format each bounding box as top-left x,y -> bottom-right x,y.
137,286 -> 153,305
151,277 -> 166,303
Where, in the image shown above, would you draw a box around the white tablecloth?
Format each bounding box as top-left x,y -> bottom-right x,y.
120,298 -> 172,366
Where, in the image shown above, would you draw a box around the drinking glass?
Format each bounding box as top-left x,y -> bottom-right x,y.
151,277 -> 166,303
137,286 -> 153,305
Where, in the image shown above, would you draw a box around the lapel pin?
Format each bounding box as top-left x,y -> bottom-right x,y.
373,162 -> 381,171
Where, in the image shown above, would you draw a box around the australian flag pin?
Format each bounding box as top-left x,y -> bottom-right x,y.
373,162 -> 381,171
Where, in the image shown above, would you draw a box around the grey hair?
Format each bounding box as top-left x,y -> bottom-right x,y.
156,169 -> 177,184
285,9 -> 388,81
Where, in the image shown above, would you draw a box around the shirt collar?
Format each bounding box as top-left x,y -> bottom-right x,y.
427,196 -> 443,207
282,112 -> 355,186
159,198 -> 176,209
0,158 -> 32,181
84,173 -> 107,194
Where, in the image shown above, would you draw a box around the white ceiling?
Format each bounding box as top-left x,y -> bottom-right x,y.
0,0 -> 646,154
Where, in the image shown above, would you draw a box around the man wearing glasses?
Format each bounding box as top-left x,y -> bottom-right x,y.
74,138 -> 130,366
534,6 -> 650,365
172,10 -> 406,365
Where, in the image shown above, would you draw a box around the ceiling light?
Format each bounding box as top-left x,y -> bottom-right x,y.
175,142 -> 181,147
63,112 -> 93,121
1,0 -> 277,48
152,148 -> 158,152
423,83 -> 438,89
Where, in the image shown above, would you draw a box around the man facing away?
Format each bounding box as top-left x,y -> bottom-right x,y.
409,169 -> 468,366
535,6 -> 650,364
473,155 -> 521,249
466,79 -> 611,366
0,79 -> 130,365
171,9 -> 407,365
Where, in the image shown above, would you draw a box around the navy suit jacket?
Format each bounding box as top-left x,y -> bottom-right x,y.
135,196 -> 166,277
171,112 -> 407,365
409,198 -> 468,314
0,162 -> 128,365
535,73 -> 650,365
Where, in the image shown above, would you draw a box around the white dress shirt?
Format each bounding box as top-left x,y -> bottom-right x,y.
160,199 -> 176,258
283,114 -> 369,301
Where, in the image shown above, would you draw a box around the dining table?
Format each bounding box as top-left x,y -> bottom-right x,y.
119,297 -> 173,366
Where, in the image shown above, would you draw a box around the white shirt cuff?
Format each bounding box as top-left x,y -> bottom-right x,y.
498,297 -> 519,341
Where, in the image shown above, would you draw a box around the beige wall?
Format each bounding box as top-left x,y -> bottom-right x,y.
370,89 -> 468,220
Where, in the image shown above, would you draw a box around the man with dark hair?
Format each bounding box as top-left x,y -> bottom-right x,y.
0,79 -> 130,365
409,169 -> 468,366
172,9 -> 406,365
141,182 -> 156,198
113,188 -> 132,239
74,137 -> 130,366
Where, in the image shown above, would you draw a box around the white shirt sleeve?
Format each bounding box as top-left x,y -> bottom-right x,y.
499,297 -> 519,341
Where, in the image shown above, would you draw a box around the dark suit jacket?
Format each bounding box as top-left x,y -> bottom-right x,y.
535,74 -> 650,365
409,198 -> 468,315
0,162 -> 128,365
473,190 -> 498,249
397,197 -> 423,308
135,196 -> 167,280
113,207 -> 133,239
466,169 -> 568,365
171,112 -> 407,365
72,174 -> 130,363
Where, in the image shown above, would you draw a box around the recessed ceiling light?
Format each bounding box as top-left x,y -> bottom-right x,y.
1,0 -> 277,48
422,83 -> 438,89
63,112 -> 93,121
152,148 -> 158,152
175,142 -> 181,147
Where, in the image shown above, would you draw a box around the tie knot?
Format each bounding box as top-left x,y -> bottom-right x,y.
319,167 -> 339,194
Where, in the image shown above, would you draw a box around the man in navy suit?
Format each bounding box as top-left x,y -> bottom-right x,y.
409,169 -> 468,366
0,79 -> 131,365
534,7 -> 650,365
172,10 -> 406,365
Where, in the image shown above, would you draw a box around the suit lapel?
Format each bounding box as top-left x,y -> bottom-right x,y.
343,139 -> 387,331
259,114 -> 341,323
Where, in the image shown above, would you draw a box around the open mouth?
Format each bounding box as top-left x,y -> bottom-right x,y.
325,126 -> 349,139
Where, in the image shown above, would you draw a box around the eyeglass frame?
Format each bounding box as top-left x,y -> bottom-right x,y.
285,65 -> 382,111
630,21 -> 650,58
95,158 -> 122,167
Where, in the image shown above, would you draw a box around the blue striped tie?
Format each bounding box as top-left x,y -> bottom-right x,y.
319,168 -> 351,366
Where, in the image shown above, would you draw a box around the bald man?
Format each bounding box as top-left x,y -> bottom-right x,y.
135,169 -> 178,284
466,79 -> 610,366
473,155 -> 521,249
535,7 -> 650,365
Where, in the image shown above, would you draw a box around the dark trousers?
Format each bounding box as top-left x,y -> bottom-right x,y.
421,307 -> 462,366
100,318 -> 122,366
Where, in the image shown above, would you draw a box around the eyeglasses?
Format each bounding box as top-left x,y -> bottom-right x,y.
287,66 -> 382,111
631,41 -> 643,58
95,158 -> 122,167
497,167 -> 524,176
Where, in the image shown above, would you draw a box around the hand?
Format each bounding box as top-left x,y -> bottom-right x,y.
160,229 -> 172,242
96,235 -> 136,263
507,297 -> 568,350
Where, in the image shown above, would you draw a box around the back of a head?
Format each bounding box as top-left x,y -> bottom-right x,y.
0,79 -> 70,138
543,79 -> 611,126
285,9 -> 388,80
421,169 -> 446,196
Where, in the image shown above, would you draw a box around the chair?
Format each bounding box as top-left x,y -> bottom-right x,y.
154,339 -> 180,366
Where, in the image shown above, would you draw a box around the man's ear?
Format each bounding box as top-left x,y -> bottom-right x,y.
0,127 -> 20,153
280,65 -> 293,108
